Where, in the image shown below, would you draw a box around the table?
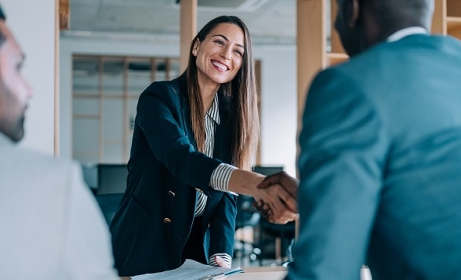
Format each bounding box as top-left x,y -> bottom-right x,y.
120,266 -> 287,280
228,266 -> 287,280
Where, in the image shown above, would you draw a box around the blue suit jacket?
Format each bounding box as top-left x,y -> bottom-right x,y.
110,74 -> 237,276
288,34 -> 461,279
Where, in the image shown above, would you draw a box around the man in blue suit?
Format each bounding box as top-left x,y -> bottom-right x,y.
287,0 -> 461,279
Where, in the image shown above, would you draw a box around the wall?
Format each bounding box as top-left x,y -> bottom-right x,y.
60,35 -> 297,176
257,46 -> 297,176
2,0 -> 56,155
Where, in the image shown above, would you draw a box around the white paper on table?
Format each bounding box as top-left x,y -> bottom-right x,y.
131,259 -> 243,280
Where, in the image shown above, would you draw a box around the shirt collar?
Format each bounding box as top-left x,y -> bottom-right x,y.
386,26 -> 428,43
206,93 -> 220,125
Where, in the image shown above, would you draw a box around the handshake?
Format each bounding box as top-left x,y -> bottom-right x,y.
229,170 -> 299,224
252,171 -> 299,224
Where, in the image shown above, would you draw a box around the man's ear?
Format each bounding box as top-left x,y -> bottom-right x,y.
347,0 -> 360,28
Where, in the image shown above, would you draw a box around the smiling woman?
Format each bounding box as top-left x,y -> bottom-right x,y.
109,15 -> 246,276
109,15 -> 298,277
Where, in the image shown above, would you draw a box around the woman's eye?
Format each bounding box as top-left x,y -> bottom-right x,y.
214,39 -> 224,45
234,50 -> 243,57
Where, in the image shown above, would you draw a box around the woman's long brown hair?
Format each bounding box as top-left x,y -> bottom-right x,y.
185,15 -> 259,170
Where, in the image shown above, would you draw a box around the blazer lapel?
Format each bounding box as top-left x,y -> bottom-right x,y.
176,75 -> 198,150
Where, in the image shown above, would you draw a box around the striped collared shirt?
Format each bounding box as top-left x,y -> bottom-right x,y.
194,93 -> 237,268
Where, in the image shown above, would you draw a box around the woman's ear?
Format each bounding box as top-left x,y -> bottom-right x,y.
347,0 -> 361,28
192,38 -> 200,56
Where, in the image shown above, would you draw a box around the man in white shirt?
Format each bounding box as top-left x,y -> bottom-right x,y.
0,6 -> 119,279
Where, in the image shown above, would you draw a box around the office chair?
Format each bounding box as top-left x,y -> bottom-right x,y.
97,164 -> 128,195
233,194 -> 261,266
92,164 -> 127,226
94,193 -> 124,225
251,166 -> 295,266
259,219 -> 295,265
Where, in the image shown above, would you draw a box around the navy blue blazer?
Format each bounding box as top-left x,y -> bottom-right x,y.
288,34 -> 461,280
110,74 -> 237,276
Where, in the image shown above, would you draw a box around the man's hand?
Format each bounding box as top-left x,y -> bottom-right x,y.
253,171 -> 299,223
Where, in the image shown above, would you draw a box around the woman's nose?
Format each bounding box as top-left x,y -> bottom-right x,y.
220,47 -> 232,59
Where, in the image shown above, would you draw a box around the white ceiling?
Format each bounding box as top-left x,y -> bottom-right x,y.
65,0 -> 297,45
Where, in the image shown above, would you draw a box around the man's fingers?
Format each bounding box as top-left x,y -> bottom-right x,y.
256,171 -> 299,201
255,171 -> 287,189
279,188 -> 298,213
255,175 -> 276,190
281,175 -> 299,199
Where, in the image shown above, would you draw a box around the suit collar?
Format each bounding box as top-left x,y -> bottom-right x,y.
206,94 -> 220,125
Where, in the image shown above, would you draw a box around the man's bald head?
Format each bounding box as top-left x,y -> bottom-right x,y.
335,0 -> 434,56
361,0 -> 434,34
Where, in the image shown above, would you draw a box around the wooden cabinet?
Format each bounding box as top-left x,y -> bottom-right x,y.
296,0 -> 461,136
442,0 -> 461,38
433,0 -> 461,37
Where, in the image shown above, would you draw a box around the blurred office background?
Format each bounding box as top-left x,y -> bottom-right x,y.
3,0 -> 303,267
61,0 -> 302,178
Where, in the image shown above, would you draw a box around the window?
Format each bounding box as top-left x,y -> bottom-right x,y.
72,55 -> 261,165
72,55 -> 180,163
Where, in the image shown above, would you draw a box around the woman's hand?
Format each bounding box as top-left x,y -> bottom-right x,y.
214,255 -> 231,268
